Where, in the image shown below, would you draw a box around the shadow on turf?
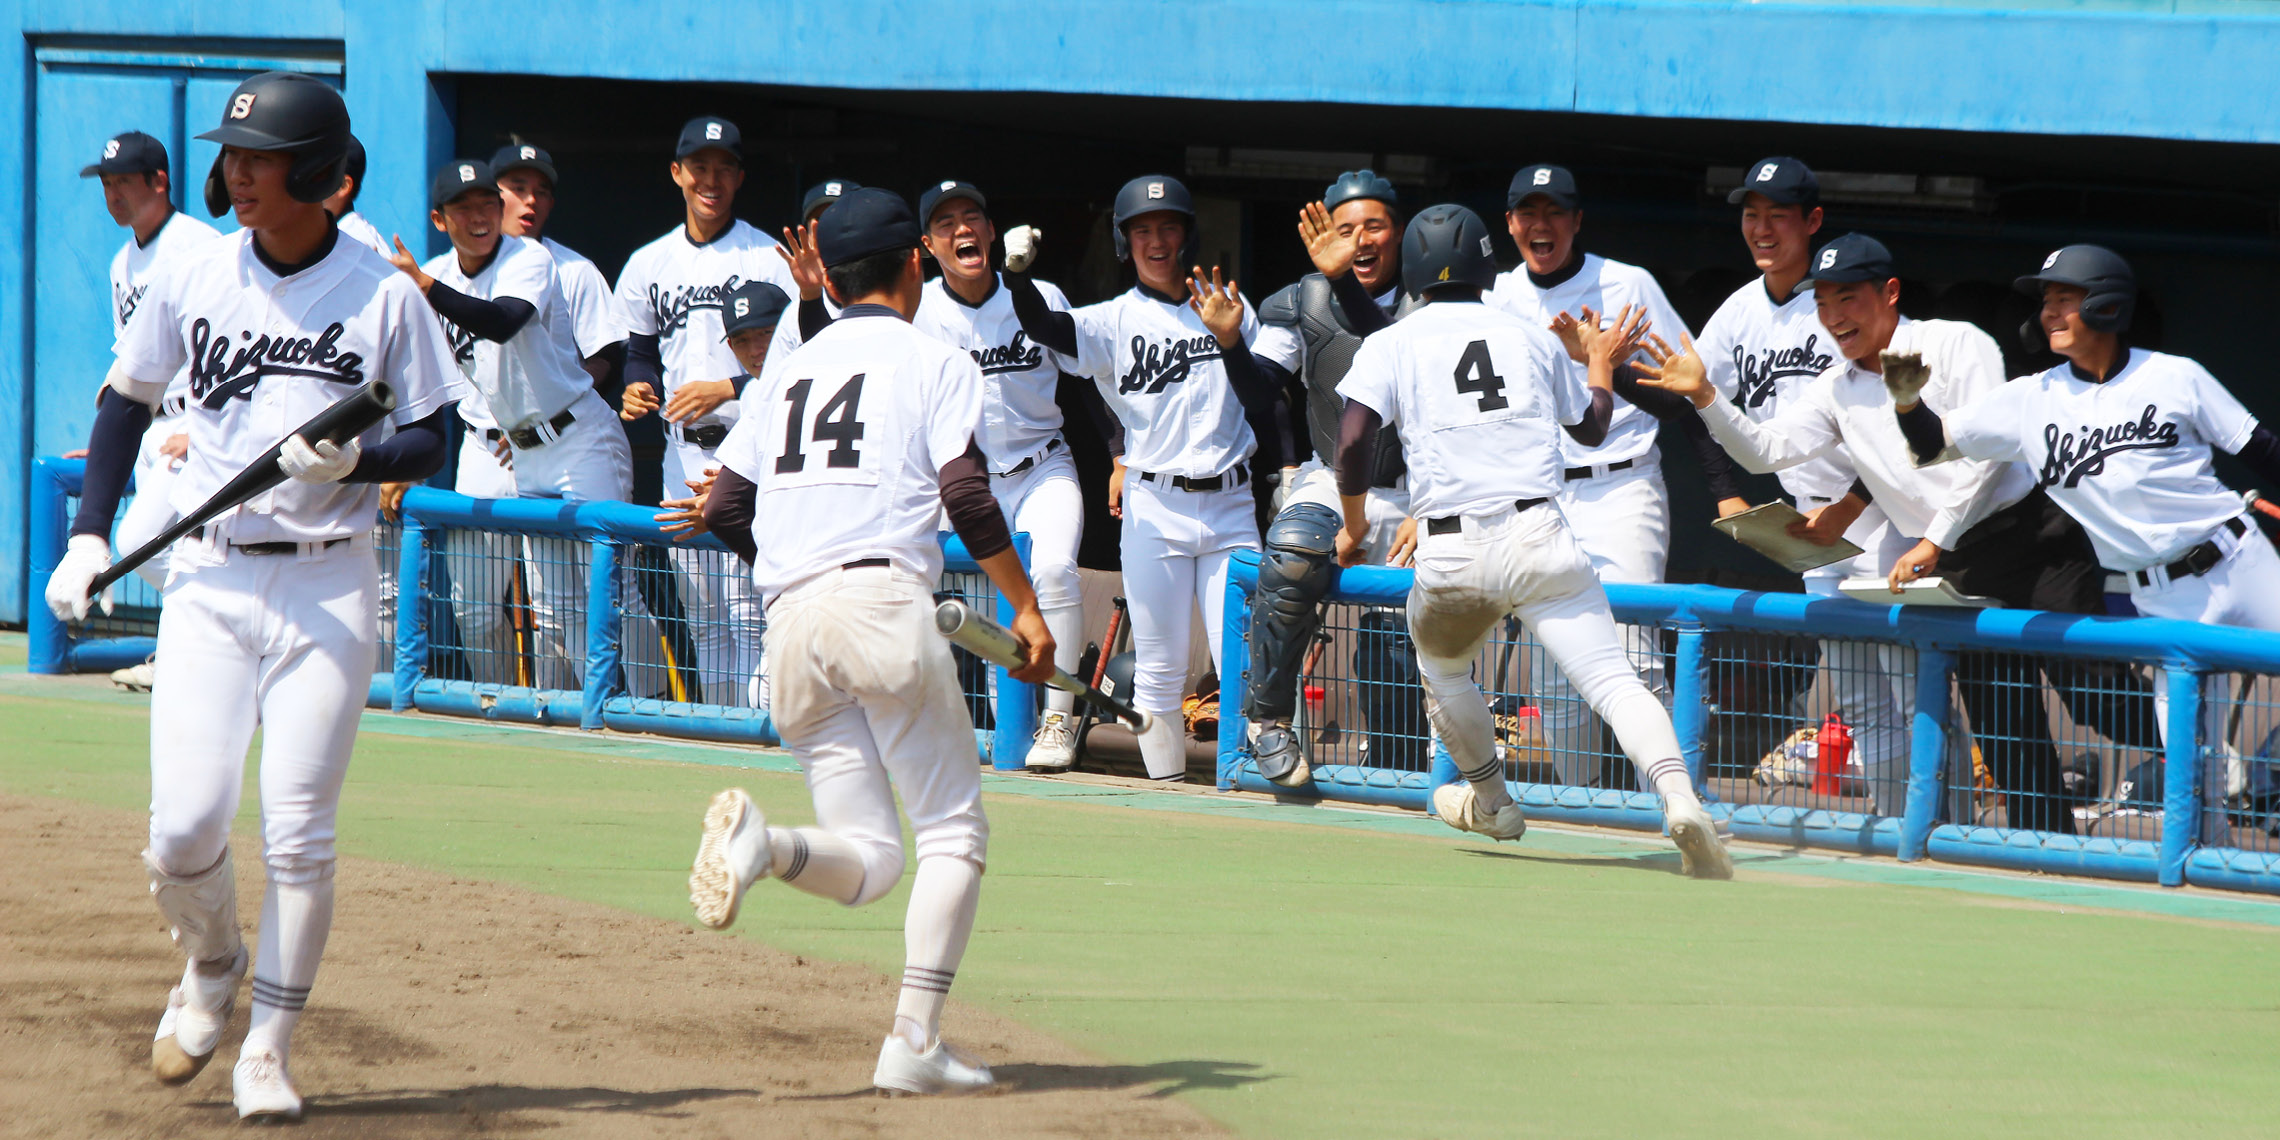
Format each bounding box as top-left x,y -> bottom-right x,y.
1458,846 -> 1789,874
306,1083 -> 759,1117
785,1059 -> 1276,1101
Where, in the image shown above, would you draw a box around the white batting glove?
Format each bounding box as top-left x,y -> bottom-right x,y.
45,534 -> 114,623
1003,225 -> 1042,273
278,435 -> 361,484
1880,352 -> 1933,407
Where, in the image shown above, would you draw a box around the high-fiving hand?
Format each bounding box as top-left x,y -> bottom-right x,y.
1297,201 -> 1357,279
1630,332 -> 1716,409
1187,266 -> 1246,348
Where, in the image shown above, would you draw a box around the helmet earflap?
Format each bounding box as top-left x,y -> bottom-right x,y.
203,152 -> 229,217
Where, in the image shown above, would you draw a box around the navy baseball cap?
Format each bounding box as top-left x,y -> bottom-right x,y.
801,179 -> 861,221
917,179 -> 987,226
675,116 -> 741,161
814,187 -> 920,268
1507,164 -> 1579,210
431,159 -> 498,209
490,142 -> 557,186
81,131 -> 168,178
1799,233 -> 1895,292
721,279 -> 791,338
1728,156 -> 1819,206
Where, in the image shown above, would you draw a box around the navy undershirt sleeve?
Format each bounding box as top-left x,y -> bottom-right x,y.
345,407 -> 451,483
69,390 -> 154,539
424,282 -> 535,343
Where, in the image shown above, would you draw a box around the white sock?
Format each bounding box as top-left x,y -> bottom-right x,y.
1041,604 -> 1086,717
893,856 -> 981,1049
1597,687 -> 1697,805
1136,714 -> 1187,780
1422,672 -> 1511,811
242,865 -> 335,1064
768,827 -> 870,905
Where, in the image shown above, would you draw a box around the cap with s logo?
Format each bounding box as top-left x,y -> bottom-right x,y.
229,93 -> 256,119
720,278 -> 791,340
80,130 -> 169,178
1727,156 -> 1819,206
675,115 -> 742,161
802,177 -> 864,221
430,158 -> 499,208
917,179 -> 987,227
1147,182 -> 1164,199
1506,164 -> 1579,210
488,142 -> 557,186
1797,232 -> 1895,293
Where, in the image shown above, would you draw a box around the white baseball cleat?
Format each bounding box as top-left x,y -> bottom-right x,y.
1665,798 -> 1734,881
112,659 -> 157,692
1024,710 -> 1078,771
689,788 -> 770,930
873,1034 -> 995,1096
151,945 -> 246,1085
1431,784 -> 1527,842
232,1047 -> 303,1121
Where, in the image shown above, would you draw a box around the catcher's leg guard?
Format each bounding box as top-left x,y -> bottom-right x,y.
1245,503 -> 1340,784
1354,609 -> 1428,770
146,846 -> 243,964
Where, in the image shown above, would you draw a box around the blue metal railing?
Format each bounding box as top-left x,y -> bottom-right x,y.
1219,549 -> 2280,896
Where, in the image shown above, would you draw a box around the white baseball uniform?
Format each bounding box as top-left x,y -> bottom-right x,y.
1488,255 -> 1689,769
911,272 -> 1087,714
1334,299 -> 1695,809
1693,318 -> 2031,811
110,223 -> 466,1071
424,235 -> 631,689
1058,285 -> 1262,777
541,236 -> 630,360
110,210 -> 222,588
615,219 -> 800,705
334,210 -> 386,255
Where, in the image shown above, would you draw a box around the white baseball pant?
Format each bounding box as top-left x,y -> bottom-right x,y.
664,439 -> 764,707
1121,474 -> 1260,778
513,392 -> 633,691
1408,502 -> 1689,802
1531,458 -> 1669,781
2132,521 -> 2280,776
441,429 -> 520,684
117,414 -> 188,591
990,445 -> 1086,715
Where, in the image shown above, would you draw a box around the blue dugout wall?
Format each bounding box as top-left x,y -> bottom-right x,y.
9,0 -> 2280,623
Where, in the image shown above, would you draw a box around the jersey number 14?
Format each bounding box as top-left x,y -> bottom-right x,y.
776,375 -> 867,472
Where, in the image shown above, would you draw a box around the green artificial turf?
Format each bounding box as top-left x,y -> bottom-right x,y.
5,675 -> 2278,1139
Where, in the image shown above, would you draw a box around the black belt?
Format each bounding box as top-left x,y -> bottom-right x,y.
675,421 -> 730,450
506,405 -> 579,450
843,557 -> 889,570
1138,461 -> 1249,492
1563,458 -> 1634,481
998,438 -> 1062,477
1425,497 -> 1549,535
2135,517 -> 2246,588
188,525 -> 350,556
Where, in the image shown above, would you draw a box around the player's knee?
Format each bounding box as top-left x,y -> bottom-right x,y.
264,852 -> 337,886
845,835 -> 908,907
1257,503 -> 1339,613
1030,556 -> 1082,613
147,809 -> 235,877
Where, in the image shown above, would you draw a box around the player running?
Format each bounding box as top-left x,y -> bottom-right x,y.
44,73 -> 466,1119
684,188 -> 1055,1095
614,115 -> 800,704
1329,204 -> 1731,879
1002,175 -> 1282,782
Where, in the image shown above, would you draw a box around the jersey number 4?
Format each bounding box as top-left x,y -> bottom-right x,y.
776,375 -> 867,472
1452,340 -> 1508,412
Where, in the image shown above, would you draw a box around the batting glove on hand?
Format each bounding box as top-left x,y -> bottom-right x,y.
279,435 -> 361,484
45,534 -> 114,622
1880,352 -> 1932,407
1003,226 -> 1042,273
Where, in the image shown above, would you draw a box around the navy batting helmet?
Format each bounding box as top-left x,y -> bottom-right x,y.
1324,169 -> 1397,214
1402,204 -> 1497,297
197,72 -> 351,217
1111,174 -> 1195,264
2015,244 -> 2136,333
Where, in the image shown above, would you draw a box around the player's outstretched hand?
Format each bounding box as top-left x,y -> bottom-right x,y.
278,435 -> 361,484
1298,200 -> 1357,279
1880,351 -> 1932,410
1187,266 -> 1245,348
1003,225 -> 1042,274
777,221 -> 827,301
1632,332 -> 1714,409
1597,304 -> 1652,364
1007,606 -> 1056,685
45,534 -> 113,622
1547,311 -> 1590,364
657,476 -> 715,541
387,237 -> 434,293
620,381 -> 660,421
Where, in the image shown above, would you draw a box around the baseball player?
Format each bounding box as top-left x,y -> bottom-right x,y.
82,130 -> 222,689
392,159 -> 633,690
490,141 -> 631,389
684,188 -> 1055,1094
1892,245 -> 2280,768
1485,163 -> 1749,778
793,180 -> 1088,769
1330,204 -> 1729,878
321,135 -> 387,254
613,115 -> 801,705
1001,174 -> 1283,781
1240,172 -> 1421,787
44,73 -> 466,1119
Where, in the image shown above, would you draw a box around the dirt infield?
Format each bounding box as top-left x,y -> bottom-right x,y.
0,794 -> 1223,1139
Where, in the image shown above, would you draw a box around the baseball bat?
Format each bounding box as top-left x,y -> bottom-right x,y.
87,381 -> 397,597
934,600 -> 1151,732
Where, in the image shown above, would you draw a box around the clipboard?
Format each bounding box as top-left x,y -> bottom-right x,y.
1711,502 -> 1864,573
1838,576 -> 1997,608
